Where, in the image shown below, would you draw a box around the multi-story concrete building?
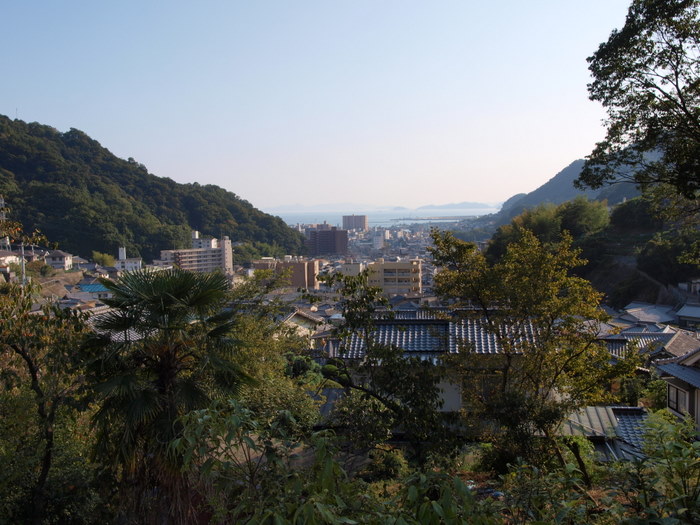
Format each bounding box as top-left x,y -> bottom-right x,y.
306,227 -> 348,257
367,258 -> 422,296
252,257 -> 320,290
115,247 -> 143,272
339,260 -> 366,277
154,231 -> 233,274
342,215 -> 369,231
372,230 -> 387,250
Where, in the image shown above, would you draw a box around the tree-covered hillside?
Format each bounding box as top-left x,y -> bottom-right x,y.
498,160 -> 640,222
0,116 -> 305,260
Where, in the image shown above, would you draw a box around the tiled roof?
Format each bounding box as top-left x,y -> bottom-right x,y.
665,331 -> 700,358
343,320 -> 450,359
602,330 -> 694,358
279,307 -> 324,325
614,407 -> 648,450
338,318 -> 534,359
620,323 -> 674,334
656,363 -> 700,389
390,310 -> 449,320
604,338 -> 630,358
621,303 -> 676,324
623,332 -> 674,351
559,406 -> 647,459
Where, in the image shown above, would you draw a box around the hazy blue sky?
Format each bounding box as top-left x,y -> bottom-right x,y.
0,1 -> 630,211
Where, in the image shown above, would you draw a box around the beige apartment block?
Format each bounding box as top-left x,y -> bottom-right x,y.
338,260 -> 366,277
367,258 -> 422,296
155,231 -> 233,274
251,257 -> 320,290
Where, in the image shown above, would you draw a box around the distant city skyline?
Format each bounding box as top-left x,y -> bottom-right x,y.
0,1 -> 630,210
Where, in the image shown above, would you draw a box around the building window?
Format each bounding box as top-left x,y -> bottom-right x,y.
668,384 -> 688,413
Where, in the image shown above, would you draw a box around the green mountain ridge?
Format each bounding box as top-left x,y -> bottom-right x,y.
0,116 -> 305,261
498,159 -> 640,222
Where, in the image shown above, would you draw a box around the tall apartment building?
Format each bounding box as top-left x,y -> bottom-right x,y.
367,258 -> 422,296
306,227 -> 348,257
154,231 -> 233,274
342,214 -> 369,231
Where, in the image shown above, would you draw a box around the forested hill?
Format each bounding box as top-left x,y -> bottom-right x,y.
498,160 -> 640,221
0,116 -> 305,260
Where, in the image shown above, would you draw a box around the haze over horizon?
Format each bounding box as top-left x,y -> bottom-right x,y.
0,1 -> 630,210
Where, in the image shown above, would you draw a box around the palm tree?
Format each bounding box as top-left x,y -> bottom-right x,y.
88,269 -> 249,523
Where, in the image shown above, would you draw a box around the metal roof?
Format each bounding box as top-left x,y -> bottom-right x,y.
79,283 -> 110,293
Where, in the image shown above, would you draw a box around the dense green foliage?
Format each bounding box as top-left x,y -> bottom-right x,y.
87,269 -> 254,523
90,251 -> 115,267
577,0 -> 700,198
484,195 -> 698,306
319,271 -> 458,464
432,229 -> 631,470
0,263 -> 697,524
486,198 -> 610,263
0,116 -> 305,260
0,283 -> 98,524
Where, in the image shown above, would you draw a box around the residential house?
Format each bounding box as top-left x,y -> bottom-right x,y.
676,304 -> 700,330
656,342 -> 700,431
45,250 -> 73,271
327,315 -> 531,412
0,250 -> 20,267
280,307 -> 326,338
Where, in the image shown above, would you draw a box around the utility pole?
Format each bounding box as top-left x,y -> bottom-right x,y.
20,242 -> 26,286
0,195 -> 10,251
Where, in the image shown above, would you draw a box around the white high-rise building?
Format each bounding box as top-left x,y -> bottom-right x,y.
154,231 -> 233,274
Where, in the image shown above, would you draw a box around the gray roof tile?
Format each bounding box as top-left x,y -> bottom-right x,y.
656,363 -> 700,389
338,317 -> 535,359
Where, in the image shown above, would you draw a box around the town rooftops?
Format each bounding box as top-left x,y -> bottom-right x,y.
603,325 -> 700,360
